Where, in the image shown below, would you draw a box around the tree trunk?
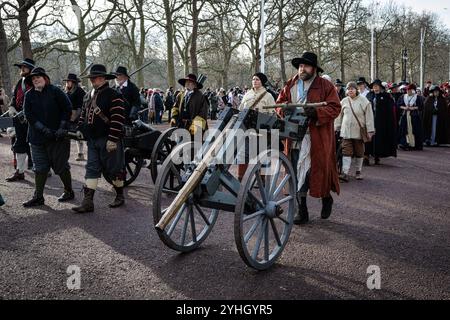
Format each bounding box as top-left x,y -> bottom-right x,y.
79,39 -> 88,88
0,16 -> 12,95
278,5 -> 286,83
190,0 -> 199,75
164,0 -> 176,89
137,5 -> 146,88
339,38 -> 345,81
18,8 -> 33,59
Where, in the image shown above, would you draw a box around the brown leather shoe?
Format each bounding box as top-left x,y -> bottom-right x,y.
6,170 -> 25,182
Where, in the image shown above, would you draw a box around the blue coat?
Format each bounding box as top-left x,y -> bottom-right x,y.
24,84 -> 72,145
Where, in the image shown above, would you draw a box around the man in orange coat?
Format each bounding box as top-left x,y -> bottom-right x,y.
276,52 -> 341,225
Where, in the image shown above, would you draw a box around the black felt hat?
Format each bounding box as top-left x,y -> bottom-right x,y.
14,58 -> 35,70
291,52 -> 324,73
82,64 -> 116,80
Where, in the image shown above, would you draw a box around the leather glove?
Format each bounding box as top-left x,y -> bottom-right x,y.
42,127 -> 55,139
188,122 -> 198,136
55,128 -> 68,140
8,107 -> 18,117
35,121 -> 55,139
75,131 -> 84,140
106,140 -> 118,153
170,118 -> 177,127
303,106 -> 318,119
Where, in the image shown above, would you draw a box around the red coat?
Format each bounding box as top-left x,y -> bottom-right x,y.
276,75 -> 341,198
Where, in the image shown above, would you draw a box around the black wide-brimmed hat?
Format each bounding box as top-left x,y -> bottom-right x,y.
62,73 -> 81,83
82,64 -> 116,80
368,79 -> 385,89
335,79 -> 344,86
253,72 -> 268,86
429,85 -> 441,93
356,77 -> 370,87
111,66 -> 130,78
14,58 -> 35,70
291,52 -> 324,73
24,67 -> 50,86
178,73 -> 203,89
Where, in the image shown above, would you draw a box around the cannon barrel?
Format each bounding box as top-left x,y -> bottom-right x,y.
262,102 -> 327,110
155,114 -> 239,231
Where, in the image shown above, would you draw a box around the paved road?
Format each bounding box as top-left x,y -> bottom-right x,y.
0,130 -> 449,300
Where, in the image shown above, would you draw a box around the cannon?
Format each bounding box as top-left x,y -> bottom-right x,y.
0,110 -> 25,130
68,119 -> 179,187
153,102 -> 327,270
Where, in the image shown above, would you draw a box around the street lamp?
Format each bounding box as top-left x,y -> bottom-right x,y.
369,1 -> 381,82
260,0 -> 266,73
420,27 -> 426,89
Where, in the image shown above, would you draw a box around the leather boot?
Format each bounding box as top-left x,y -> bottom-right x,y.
321,196 -> 333,219
109,187 -> 125,208
294,196 -> 309,225
58,189 -> 75,202
23,193 -> 45,207
72,186 -> 95,214
6,170 -> 25,182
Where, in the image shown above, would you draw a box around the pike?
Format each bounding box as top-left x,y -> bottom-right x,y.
129,61 -> 153,78
79,62 -> 94,76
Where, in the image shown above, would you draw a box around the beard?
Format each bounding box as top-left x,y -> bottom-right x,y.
299,70 -> 314,81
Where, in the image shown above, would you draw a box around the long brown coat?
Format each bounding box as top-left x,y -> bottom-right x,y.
276,74 -> 341,198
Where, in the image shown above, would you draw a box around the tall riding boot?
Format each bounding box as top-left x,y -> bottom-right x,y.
72,186 -> 95,213
321,195 -> 334,219
58,169 -> 75,202
294,195 -> 309,225
109,186 -> 125,208
23,172 -> 47,207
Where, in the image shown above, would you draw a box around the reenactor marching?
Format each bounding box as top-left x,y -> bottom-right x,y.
72,64 -> 126,214
170,73 -> 209,136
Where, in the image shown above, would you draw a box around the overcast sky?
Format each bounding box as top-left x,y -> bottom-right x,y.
371,0 -> 450,28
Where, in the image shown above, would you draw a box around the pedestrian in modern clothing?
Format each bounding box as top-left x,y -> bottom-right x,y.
22,67 -> 74,207
334,82 -> 375,182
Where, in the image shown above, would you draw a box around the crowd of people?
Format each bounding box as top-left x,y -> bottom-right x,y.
1,53 -> 450,224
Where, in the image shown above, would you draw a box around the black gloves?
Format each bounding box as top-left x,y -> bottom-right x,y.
34,121 -> 55,139
42,127 -> 55,139
55,121 -> 68,140
304,106 -> 318,119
